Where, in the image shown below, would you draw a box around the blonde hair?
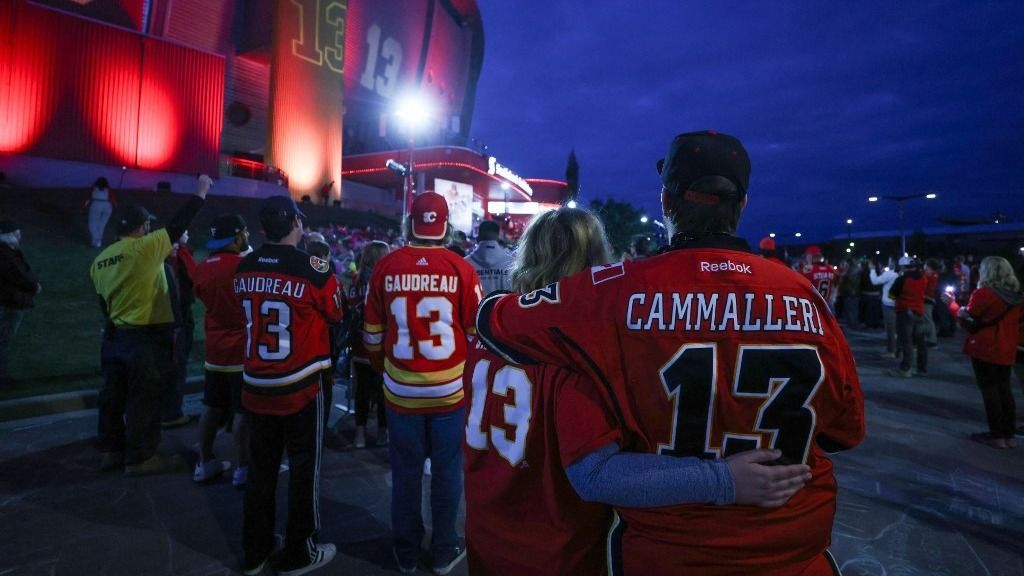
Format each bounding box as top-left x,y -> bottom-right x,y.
511,207 -> 612,292
978,256 -> 1020,292
358,240 -> 390,272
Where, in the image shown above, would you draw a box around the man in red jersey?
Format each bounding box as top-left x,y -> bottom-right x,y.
363,192 -> 482,575
801,246 -> 838,310
192,214 -> 251,487
465,207 -> 811,576
889,256 -> 929,378
477,131 -> 865,576
234,196 -> 343,576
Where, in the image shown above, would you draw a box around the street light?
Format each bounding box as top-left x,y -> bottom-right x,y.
394,94 -> 434,223
866,193 -> 937,255
566,200 -> 577,209
640,215 -> 649,223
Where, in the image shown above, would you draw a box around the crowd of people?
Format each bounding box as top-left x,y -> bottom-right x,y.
0,129 -> 1019,575
759,237 -> 1024,452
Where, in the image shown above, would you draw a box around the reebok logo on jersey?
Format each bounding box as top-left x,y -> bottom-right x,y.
700,260 -> 752,274
416,257 -> 429,266
257,257 -> 279,264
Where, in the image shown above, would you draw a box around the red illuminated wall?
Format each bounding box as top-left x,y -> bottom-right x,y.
0,1 -> 224,174
267,0 -> 345,199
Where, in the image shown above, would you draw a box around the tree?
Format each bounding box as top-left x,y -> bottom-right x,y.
565,149 -> 580,200
589,198 -> 647,258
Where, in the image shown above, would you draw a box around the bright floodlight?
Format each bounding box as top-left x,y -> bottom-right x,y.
566,200 -> 577,209
846,218 -> 853,225
795,232 -> 802,238
640,216 -> 649,223
849,242 -> 855,246
846,248 -> 852,253
769,232 -> 776,238
925,193 -> 937,199
500,181 -> 510,191
868,196 -> 879,202
394,94 -> 433,132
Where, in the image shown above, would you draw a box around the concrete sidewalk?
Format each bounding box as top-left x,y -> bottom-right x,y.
0,328 -> 1021,575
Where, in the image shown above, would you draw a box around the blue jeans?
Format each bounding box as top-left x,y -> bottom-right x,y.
387,405 -> 465,564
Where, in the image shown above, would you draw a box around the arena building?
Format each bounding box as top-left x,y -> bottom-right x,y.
0,0 -> 569,234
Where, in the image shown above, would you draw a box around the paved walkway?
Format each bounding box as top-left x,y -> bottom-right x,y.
0,329 -> 1021,575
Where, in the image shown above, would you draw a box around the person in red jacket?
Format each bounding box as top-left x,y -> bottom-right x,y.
889,256 -> 929,377
943,256 -> 1022,449
192,214 -> 251,486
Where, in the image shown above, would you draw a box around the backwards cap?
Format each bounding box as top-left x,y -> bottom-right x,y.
206,214 -> 247,250
410,192 -> 449,240
658,130 -> 751,203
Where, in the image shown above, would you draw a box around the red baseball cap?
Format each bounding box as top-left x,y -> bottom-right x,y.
411,192 -> 449,240
805,245 -> 822,256
758,237 -> 775,251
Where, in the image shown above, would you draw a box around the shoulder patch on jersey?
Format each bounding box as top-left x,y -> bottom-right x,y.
591,262 -> 625,285
309,255 -> 330,273
519,281 -> 560,308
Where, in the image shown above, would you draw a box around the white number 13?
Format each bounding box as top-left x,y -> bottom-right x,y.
390,296 -> 455,360
466,359 -> 533,467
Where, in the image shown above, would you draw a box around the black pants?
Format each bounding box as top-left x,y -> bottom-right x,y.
352,361 -> 386,427
896,310 -> 927,372
243,378 -> 325,568
98,327 -> 174,464
971,359 -> 1016,439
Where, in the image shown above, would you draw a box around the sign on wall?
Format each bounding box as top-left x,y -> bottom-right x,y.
435,178 -> 473,234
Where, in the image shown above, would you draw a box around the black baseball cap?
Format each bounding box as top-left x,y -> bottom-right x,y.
206,214 -> 247,250
259,195 -> 306,222
658,130 -> 751,201
478,220 -> 500,240
116,204 -> 156,235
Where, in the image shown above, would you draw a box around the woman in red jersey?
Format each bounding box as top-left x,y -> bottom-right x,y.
463,207 -> 811,576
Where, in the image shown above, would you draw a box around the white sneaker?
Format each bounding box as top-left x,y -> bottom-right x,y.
193,459 -> 230,483
278,543 -> 336,576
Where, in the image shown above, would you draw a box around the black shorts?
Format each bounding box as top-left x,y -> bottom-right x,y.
203,370 -> 244,413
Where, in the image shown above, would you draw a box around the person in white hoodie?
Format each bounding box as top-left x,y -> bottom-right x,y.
465,220 -> 514,296
871,257 -> 901,358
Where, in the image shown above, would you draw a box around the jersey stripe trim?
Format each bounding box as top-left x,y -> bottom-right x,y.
384,372 -> 463,398
384,358 -> 465,385
606,510 -> 626,576
364,322 -> 383,333
475,292 -> 537,365
363,332 -> 384,345
204,361 -> 244,373
244,358 -> 332,387
384,386 -> 465,409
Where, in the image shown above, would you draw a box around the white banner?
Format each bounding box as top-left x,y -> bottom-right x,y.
435,178 -> 474,234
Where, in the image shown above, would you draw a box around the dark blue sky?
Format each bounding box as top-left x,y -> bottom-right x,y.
470,1 -> 1023,245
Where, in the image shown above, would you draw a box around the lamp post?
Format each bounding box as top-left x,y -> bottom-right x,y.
868,193 -> 937,256
394,94 -> 433,224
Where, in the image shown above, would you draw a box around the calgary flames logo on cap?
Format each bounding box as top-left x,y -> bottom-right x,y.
422,211 -> 438,223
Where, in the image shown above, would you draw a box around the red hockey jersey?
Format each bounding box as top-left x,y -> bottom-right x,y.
478,236 -> 865,575
364,245 -> 482,413
193,250 -> 245,372
463,340 -> 620,576
801,262 -> 837,305
234,244 -> 343,415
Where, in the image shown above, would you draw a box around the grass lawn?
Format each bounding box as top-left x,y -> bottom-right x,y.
2,188 -> 211,400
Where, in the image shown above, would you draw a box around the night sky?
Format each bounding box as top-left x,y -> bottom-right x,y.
470,1 -> 1023,246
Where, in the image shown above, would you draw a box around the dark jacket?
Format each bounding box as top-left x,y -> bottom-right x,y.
0,243 -> 38,309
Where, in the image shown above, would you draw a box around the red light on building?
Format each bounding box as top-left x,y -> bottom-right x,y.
136,77 -> 179,168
